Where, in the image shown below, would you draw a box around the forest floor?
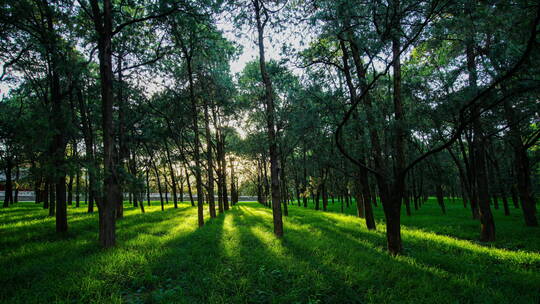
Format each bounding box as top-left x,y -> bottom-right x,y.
1,199 -> 539,303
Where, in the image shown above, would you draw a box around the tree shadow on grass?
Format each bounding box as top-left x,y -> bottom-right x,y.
2,201 -> 538,303
238,202 -> 540,303
120,207 -> 229,303
0,204 -> 200,303
291,200 -> 540,254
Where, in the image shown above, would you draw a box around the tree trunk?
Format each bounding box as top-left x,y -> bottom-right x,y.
436,185 -> 446,215
90,0 -> 118,247
219,132 -> 229,211
203,103 -> 216,217
115,54 -> 127,220
510,184 -> 520,209
14,164 -> 19,203
322,180 -> 328,212
514,147 -> 538,226
254,0 -> 283,237
164,174 -> 169,205
164,140 -> 178,209
185,168 -> 195,207
76,88 -> 96,214
3,157 -> 13,208
49,183 -> 56,216
67,167 -> 74,206
230,157 -> 238,205
146,168 -> 151,206
182,45 -> 204,227
151,160 -> 164,211
315,187 -> 320,211
383,192 -> 403,255
347,29 -> 399,253
43,181 -> 49,209
75,165 -> 81,208
403,191 -> 412,216
466,16 -> 495,241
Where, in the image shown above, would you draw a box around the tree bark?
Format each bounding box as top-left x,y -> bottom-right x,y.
164,140 -> 179,209
254,0 -> 283,237
466,16 -> 495,241
182,44 -> 204,227
2,157 -> 13,208
503,100 -> 538,226
90,0 -> 119,247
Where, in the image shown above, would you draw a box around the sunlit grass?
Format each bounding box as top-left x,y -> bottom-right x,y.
0,200 -> 539,303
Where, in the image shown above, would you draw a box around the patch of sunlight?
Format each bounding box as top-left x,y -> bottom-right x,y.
124,210 -> 198,249
240,205 -> 273,220
221,213 -> 240,258
167,215 -> 197,237
402,228 -> 540,263
249,226 -> 286,256
323,211 -> 362,223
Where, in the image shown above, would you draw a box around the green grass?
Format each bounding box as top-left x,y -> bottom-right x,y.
0,199 -> 539,303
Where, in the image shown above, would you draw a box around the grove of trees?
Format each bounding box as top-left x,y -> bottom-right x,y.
1,0 -> 539,256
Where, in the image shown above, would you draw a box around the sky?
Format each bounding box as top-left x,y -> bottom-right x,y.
216,18 -> 284,76
0,9 -> 304,99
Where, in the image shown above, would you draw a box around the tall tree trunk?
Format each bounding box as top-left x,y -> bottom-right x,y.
466,15 -> 495,241
164,174 -> 169,205
77,88 -> 96,214
230,157 -> 238,205
49,183 -> 56,216
219,130 -> 229,211
164,140 -> 179,209
322,180 -> 328,212
254,0 -> 283,237
503,100 -> 538,226
217,157 -> 225,212
84,173 -> 88,205
152,160 -> 164,211
204,103 -> 216,217
182,45 -> 204,227
511,184 -> 520,209
44,3 -> 68,233
146,167 -> 151,206
346,31 -> 398,253
90,0 -> 118,247
436,185 -> 446,215
403,190 -> 412,216
67,162 -> 74,206
3,157 -> 13,208
460,134 -> 479,219
386,3 -> 407,254
359,164 -> 376,229
14,163 -> 19,203
43,181 -> 49,209
179,176 -> 184,203
115,54 -> 127,220
280,156 -> 289,216
75,164 -> 81,208
185,168 -> 195,207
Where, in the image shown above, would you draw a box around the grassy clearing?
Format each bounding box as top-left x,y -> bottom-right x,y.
0,200 -> 539,303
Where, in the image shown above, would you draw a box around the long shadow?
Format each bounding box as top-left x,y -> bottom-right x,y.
2,205 -> 194,267
233,205 -> 441,303
2,201 -> 538,303
289,199 -> 540,253
120,207 -> 228,303
239,202 -> 540,303
0,204 -> 201,303
0,212 -> 54,227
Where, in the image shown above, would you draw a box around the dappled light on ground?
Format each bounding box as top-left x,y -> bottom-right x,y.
1,201 -> 539,303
